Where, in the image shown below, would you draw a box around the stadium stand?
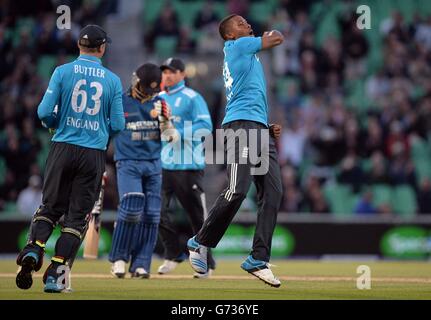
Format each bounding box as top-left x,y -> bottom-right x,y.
1,0 -> 431,217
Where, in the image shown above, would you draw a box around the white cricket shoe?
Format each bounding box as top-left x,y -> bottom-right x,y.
158,260 -> 179,274
241,255 -> 281,288
249,268 -> 281,287
131,267 -> 150,279
111,260 -> 126,278
193,268 -> 213,279
187,236 -> 208,274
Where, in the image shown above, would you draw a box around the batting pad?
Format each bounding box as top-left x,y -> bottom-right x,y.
118,192 -> 146,223
109,193 -> 146,263
143,192 -> 161,224
129,192 -> 161,272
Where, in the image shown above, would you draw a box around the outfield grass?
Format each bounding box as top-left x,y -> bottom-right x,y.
0,259 -> 430,299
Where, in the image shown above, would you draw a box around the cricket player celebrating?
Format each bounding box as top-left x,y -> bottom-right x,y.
15,25 -> 125,293
109,63 -> 172,278
187,15 -> 284,287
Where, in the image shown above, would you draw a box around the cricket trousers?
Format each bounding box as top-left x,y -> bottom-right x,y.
27,142 -> 105,262
159,169 -> 216,269
196,120 -> 283,262
109,158 -> 162,272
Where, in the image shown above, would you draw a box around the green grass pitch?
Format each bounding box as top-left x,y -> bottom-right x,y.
1,259 -> 430,299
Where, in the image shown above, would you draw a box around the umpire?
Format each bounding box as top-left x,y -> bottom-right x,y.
15,25 -> 125,293
157,58 -> 215,278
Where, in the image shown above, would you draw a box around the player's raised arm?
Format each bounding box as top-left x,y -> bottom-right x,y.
261,30 -> 284,50
37,67 -> 61,128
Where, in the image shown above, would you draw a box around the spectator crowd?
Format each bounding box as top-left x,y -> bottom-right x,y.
1,0 -> 431,216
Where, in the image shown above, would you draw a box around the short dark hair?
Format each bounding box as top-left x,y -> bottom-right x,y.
78,42 -> 102,53
219,14 -> 238,40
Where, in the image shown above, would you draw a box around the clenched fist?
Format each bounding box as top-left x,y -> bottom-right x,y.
154,99 -> 172,121
269,124 -> 282,139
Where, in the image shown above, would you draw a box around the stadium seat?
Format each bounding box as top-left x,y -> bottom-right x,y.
420,0 -> 431,17
346,80 -> 370,113
191,30 -> 203,43
309,1 -> 326,24
314,5 -> 341,47
298,158 -> 313,181
323,183 -> 355,216
366,44 -> 384,75
36,129 -> 51,151
392,185 -> 418,217
37,55 -> 57,81
393,0 -> 416,22
392,185 -> 417,217
143,0 -> 166,26
173,0 -> 203,28
154,36 -> 178,59
413,158 -> 431,185
360,158 -> 373,173
376,0 -> 395,20
37,146 -> 50,173
248,1 -> 275,25
4,201 -> 17,215
371,184 -> 393,207
411,136 -> 431,162
276,77 -> 298,102
212,2 -> 227,20
11,17 -> 35,47
0,157 -> 6,185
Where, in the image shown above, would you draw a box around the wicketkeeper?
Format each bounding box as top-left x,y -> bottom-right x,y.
15,25 -> 125,293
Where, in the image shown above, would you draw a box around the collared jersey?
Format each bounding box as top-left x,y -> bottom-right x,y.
159,80 -> 212,170
222,36 -> 268,127
37,54 -> 125,150
114,94 -> 162,161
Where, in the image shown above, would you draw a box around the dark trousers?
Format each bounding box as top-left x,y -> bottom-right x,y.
196,120 -> 283,262
159,169 -> 215,269
37,142 -> 105,235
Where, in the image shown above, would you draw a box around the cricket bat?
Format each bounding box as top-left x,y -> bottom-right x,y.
83,172 -> 107,259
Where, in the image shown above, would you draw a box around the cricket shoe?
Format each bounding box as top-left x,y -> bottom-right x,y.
131,268 -> 150,279
16,252 -> 39,290
44,276 -> 65,293
42,262 -> 72,292
193,268 -> 213,279
158,260 -> 179,274
16,242 -> 45,272
157,253 -> 187,274
187,236 -> 208,274
16,242 -> 45,289
43,264 -> 66,293
111,260 -> 126,278
241,255 -> 281,288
